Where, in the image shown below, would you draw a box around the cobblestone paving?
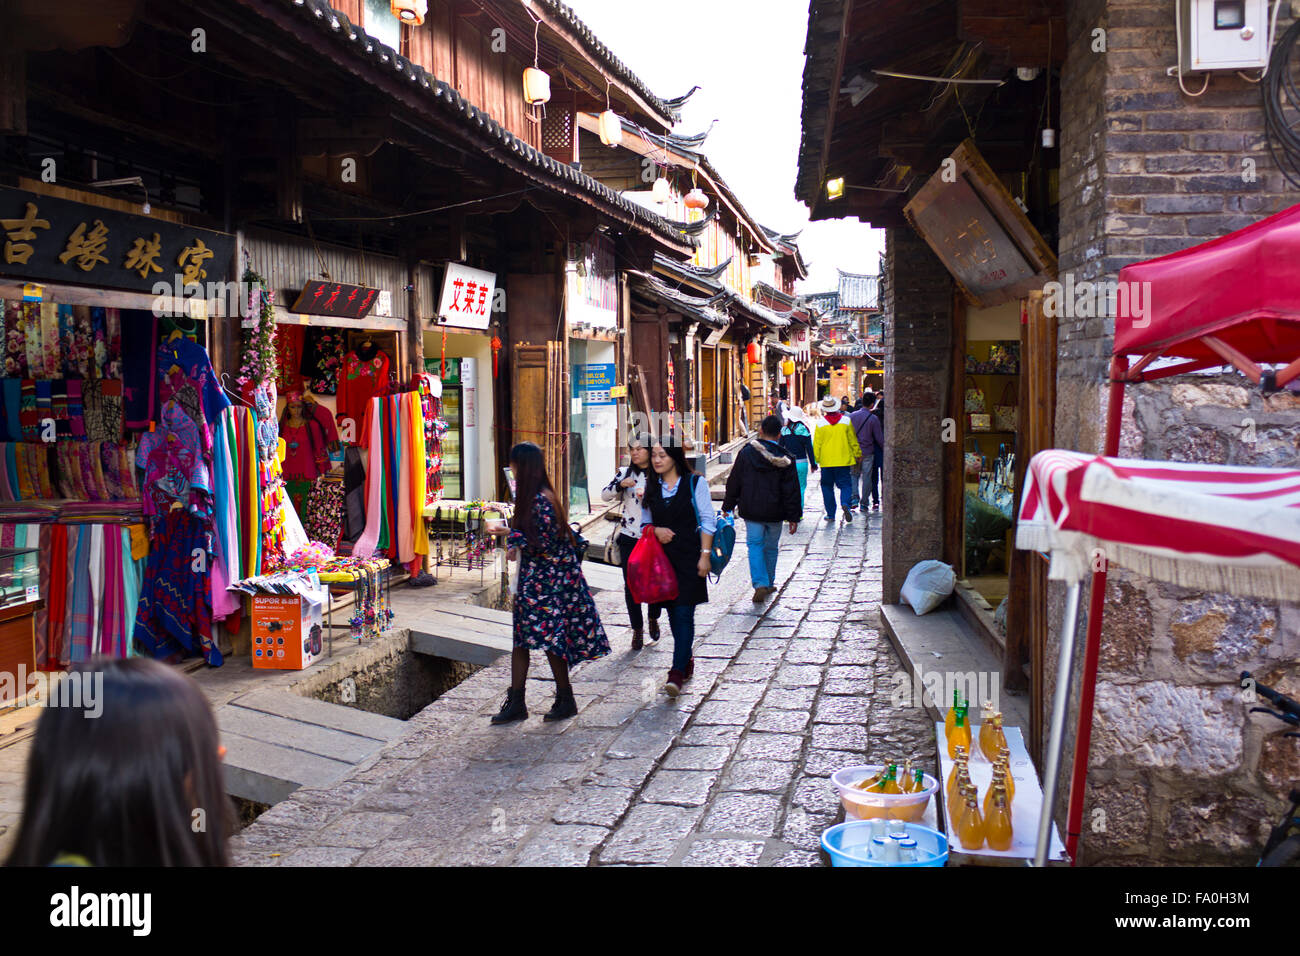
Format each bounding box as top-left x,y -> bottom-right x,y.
231,487 -> 937,867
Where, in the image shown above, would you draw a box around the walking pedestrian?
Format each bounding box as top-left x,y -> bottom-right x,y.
850,392 -> 884,512
601,433 -> 661,650
487,442 -> 610,724
723,415 -> 802,603
869,393 -> 885,510
775,384 -> 791,425
813,395 -> 860,524
849,390 -> 873,510
6,657 -> 231,866
779,405 -> 816,499
641,438 -> 715,698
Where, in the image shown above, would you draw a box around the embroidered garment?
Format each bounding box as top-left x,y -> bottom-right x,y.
137,404 -> 210,527
133,508 -> 221,666
337,347 -> 390,440
299,328 -> 344,395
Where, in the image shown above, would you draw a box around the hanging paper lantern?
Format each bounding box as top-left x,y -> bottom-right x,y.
652,176 -> 671,204
781,358 -> 796,377
490,335 -> 502,378
390,0 -> 427,24
522,67 -> 551,105
746,342 -> 760,364
684,187 -> 709,210
598,110 -> 624,147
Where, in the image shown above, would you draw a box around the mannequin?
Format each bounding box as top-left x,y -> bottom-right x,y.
280,389 -> 340,514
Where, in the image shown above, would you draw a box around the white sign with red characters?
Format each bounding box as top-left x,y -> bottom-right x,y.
437,263 -> 496,330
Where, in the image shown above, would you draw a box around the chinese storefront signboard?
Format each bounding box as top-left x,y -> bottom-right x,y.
437,263 -> 496,330
290,280 -> 380,319
0,185 -> 235,293
580,363 -> 616,406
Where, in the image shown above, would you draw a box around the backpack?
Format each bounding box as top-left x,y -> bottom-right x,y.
687,474 -> 735,578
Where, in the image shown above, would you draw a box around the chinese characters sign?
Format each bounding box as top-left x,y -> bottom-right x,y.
436,263 -> 496,331
0,185 -> 234,293
290,280 -> 380,319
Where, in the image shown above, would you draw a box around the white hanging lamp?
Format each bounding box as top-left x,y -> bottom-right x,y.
523,67 -> 551,105
652,175 -> 671,204
390,0 -> 427,25
598,80 -> 624,147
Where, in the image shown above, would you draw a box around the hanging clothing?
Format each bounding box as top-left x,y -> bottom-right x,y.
337,346 -> 390,440
299,328 -> 345,396
275,324 -> 307,394
134,508 -> 220,666
137,403 -> 210,528
157,336 -> 229,450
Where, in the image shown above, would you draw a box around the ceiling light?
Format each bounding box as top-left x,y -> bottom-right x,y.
826,177 -> 845,200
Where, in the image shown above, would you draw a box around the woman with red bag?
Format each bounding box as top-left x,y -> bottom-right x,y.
486,443 -> 610,725
640,438 -> 715,698
600,433 -> 662,651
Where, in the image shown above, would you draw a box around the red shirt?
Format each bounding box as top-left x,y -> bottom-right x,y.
337,348 -> 389,440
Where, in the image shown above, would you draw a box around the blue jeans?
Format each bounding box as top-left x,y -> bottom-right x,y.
868,449 -> 883,507
665,602 -> 695,672
745,520 -> 782,589
820,465 -> 853,520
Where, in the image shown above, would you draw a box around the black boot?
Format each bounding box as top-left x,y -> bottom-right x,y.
543,687 -> 578,721
631,627 -> 644,651
490,687 -> 528,724
648,619 -> 661,643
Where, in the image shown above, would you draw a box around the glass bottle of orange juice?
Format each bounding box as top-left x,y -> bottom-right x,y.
946,747 -> 968,805
898,759 -> 915,792
909,769 -> 925,794
996,754 -> 1016,803
855,765 -> 888,791
944,688 -> 968,740
983,769 -> 1008,816
867,763 -> 901,794
985,785 -> 1013,851
947,704 -> 971,760
977,701 -> 996,758
980,712 -> 1008,762
957,789 -> 985,849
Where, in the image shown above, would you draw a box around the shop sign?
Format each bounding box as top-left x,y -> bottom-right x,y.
290,279 -> 380,319
904,141 -> 1057,308
437,263 -> 495,330
580,363 -> 616,406
0,185 -> 234,292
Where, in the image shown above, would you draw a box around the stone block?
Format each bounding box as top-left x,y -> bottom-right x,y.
1091,682 -> 1242,773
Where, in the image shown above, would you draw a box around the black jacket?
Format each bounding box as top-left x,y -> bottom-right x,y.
723,438 -> 802,523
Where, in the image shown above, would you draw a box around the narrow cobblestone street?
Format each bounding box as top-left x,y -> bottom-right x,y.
230,486 -> 936,867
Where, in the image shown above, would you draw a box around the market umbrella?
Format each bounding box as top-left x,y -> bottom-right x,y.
1016,449 -> 1300,865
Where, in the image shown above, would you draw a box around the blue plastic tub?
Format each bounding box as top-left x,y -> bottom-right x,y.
821,820 -> 949,867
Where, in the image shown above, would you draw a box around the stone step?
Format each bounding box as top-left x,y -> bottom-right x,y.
408,609 -> 513,666
216,691 -> 405,806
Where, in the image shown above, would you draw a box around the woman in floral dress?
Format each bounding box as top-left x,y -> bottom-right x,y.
487,442 -> 609,724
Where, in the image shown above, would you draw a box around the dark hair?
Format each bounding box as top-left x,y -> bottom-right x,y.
651,438 -> 693,480
760,414 -> 783,438
625,432 -> 654,477
6,657 -> 231,867
509,442 -> 572,548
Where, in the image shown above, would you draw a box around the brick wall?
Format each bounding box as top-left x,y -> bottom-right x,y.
1054,0 -> 1300,864
881,228 -> 953,600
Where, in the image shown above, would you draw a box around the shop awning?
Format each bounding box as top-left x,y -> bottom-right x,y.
1017,450 -> 1300,602
1115,203 -> 1300,385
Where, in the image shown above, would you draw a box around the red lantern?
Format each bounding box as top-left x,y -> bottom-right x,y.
685,187 -> 709,210
746,342 -> 759,364
490,335 -> 502,378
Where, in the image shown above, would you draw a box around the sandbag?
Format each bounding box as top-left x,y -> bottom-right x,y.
900,560 -> 956,616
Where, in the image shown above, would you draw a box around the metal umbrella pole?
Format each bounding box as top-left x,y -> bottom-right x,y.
1034,579 -> 1083,867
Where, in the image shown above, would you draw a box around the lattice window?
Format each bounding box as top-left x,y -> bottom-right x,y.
541,110 -> 576,164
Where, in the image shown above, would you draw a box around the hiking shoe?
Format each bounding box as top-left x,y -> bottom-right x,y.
542,688 -> 578,722
873,502 -> 880,511
489,687 -> 527,725
752,587 -> 769,602
663,669 -> 685,698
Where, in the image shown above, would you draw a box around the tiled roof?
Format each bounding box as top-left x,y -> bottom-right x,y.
838,270 -> 879,309
532,0 -> 686,124
266,0 -> 693,249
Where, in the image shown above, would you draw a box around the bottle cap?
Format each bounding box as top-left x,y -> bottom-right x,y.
898,838 -> 918,848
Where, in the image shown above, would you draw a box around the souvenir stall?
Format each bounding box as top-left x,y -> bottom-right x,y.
1023,202 -> 1300,866
0,184 -> 241,684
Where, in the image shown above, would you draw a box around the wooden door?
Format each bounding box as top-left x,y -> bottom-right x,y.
512,342 -> 568,505
701,347 -> 716,444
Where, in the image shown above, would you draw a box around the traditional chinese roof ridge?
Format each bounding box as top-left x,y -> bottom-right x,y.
655,252 -> 731,281
527,0 -> 681,125
662,85 -> 702,111
661,205 -> 719,236
729,294 -> 792,330
267,0 -> 692,250
761,225 -> 805,243
837,270 -> 880,309
666,121 -> 717,150
631,272 -> 730,327
796,0 -> 851,207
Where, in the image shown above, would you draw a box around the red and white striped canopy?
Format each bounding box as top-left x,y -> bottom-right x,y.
1016,450 -> 1300,600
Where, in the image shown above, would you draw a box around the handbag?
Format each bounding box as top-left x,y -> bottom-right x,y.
687,473 -> 733,577
963,387 -> 987,414
988,341 -> 1020,374
963,437 -> 983,482
603,525 -> 620,565
993,382 -> 1018,432
969,413 -> 992,433
627,526 -> 679,605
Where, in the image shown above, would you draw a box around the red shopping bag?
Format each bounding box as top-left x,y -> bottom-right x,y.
627,526 -> 679,605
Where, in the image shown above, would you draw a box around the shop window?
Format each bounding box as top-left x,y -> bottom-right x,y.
362,0 -> 402,50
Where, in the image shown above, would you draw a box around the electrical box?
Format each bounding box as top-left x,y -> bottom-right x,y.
1179,0 -> 1270,71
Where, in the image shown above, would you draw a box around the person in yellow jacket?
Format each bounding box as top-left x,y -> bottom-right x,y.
812,395 -> 861,523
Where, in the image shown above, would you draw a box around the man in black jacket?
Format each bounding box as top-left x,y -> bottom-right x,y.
723,415 -> 803,602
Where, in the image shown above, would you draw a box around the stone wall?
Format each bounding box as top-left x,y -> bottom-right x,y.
1054,0 -> 1300,864
881,227 -> 953,601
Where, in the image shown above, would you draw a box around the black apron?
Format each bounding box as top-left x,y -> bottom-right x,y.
645,473 -> 708,607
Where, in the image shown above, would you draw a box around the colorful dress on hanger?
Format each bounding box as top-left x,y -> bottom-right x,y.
299,328 -> 344,395
337,346 -> 389,440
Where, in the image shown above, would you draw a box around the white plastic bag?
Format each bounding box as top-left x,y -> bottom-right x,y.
900,560 -> 955,615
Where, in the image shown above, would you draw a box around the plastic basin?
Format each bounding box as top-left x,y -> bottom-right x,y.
821,820 -> 949,867
830,765 -> 938,821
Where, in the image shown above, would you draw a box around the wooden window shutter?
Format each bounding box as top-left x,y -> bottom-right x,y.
541,92 -> 578,165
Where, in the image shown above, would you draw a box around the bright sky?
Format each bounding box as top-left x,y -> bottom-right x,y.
562,0 -> 885,295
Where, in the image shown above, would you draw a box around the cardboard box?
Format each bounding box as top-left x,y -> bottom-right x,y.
251,591 -> 325,670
